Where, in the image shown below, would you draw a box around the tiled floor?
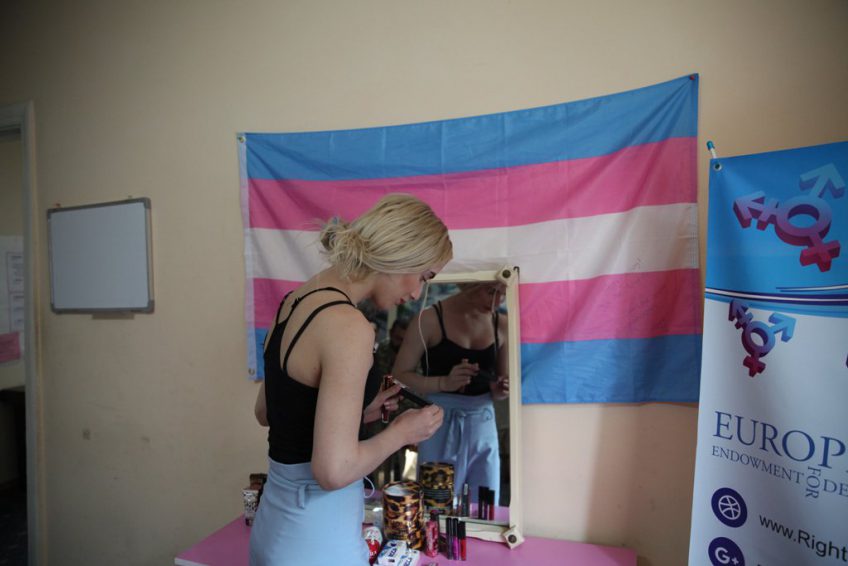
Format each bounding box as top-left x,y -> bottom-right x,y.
0,483 -> 27,566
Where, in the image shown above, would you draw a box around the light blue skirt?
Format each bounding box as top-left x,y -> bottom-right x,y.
249,459 -> 369,566
418,392 -> 500,505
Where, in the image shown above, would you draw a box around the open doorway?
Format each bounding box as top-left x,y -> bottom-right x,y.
0,103 -> 38,566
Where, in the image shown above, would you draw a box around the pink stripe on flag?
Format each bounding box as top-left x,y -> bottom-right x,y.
248,137 -> 696,230
253,278 -> 302,328
254,269 -> 702,343
520,269 -> 702,343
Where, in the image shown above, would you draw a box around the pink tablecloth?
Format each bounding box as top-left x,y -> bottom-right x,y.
175,516 -> 636,566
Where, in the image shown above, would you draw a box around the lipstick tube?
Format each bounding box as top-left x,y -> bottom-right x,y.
487,489 -> 495,520
446,517 -> 454,559
451,518 -> 460,560
477,486 -> 484,519
459,520 -> 467,561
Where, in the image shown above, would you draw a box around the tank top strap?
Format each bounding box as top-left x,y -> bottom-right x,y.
289,286 -> 352,312
274,286 -> 353,326
282,298 -> 355,375
433,301 -> 448,342
272,291 -> 294,326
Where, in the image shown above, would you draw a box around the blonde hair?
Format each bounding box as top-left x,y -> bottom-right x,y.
320,194 -> 453,281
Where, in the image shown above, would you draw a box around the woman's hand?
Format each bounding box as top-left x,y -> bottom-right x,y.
491,375 -> 509,401
362,384 -> 402,424
390,404 -> 444,445
439,361 -> 478,392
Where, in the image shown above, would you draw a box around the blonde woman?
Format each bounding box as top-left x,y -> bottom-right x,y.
392,282 -> 509,507
250,194 -> 452,565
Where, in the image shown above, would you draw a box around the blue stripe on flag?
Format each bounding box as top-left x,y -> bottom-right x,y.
244,74 -> 698,181
253,328 -> 268,379
520,335 -> 702,403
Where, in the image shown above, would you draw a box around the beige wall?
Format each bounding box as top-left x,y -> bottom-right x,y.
0,1 -> 846,564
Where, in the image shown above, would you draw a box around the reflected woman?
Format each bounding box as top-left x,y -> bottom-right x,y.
250,194 -> 452,565
392,282 -> 509,507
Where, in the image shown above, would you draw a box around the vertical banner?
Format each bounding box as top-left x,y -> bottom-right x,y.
689,141 -> 848,565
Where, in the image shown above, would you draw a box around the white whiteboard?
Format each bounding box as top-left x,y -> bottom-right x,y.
48,199 -> 154,312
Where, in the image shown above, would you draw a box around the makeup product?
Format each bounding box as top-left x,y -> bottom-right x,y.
419,461 -> 454,514
446,518 -> 454,560
382,481 -> 426,551
381,375 -> 394,423
363,525 -> 383,565
459,520 -> 467,561
394,380 -> 434,407
451,519 -> 460,560
424,510 -> 439,557
477,487 -> 485,519
461,483 -> 469,517
487,489 -> 495,520
249,472 -> 267,506
376,540 -> 421,566
242,489 -> 258,526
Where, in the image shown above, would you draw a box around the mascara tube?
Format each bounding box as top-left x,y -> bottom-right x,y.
381,375 -> 393,423
461,483 -> 469,517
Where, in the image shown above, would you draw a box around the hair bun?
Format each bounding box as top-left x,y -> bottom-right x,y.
319,194 -> 453,281
320,217 -> 348,252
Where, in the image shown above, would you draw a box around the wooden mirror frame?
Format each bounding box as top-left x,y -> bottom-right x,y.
429,266 -> 524,547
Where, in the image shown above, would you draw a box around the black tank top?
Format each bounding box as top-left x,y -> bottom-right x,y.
264,287 -> 380,464
420,302 -> 500,396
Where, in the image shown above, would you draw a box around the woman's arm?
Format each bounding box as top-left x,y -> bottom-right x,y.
392,309 -> 476,395
362,383 -> 401,424
311,309 -> 443,490
256,298 -> 285,427
490,312 -> 510,400
255,382 -> 268,426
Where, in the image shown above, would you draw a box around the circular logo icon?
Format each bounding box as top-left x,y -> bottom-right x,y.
711,487 -> 747,528
708,537 -> 745,566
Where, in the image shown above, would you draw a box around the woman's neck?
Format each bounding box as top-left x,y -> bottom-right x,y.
449,292 -> 492,318
308,266 -> 373,305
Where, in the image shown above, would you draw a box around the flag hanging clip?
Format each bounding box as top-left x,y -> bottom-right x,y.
707,141 -> 722,171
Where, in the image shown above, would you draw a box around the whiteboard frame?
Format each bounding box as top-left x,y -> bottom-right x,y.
47,198 -> 154,313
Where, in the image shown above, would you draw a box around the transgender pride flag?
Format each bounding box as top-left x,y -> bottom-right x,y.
238,74 -> 702,403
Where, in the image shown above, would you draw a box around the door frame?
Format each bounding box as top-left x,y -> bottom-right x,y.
0,101 -> 41,566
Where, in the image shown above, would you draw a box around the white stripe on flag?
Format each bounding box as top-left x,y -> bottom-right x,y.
247,203 -> 698,283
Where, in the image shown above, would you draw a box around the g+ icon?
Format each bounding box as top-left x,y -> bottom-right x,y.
709,537 -> 745,566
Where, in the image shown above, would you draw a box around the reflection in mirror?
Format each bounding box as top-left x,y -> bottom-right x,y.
367,277 -> 511,523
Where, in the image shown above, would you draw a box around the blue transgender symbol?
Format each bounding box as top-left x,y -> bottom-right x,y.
729,300 -> 795,377
733,163 -> 844,272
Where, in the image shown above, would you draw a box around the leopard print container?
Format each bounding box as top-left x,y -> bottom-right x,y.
419,461 -> 454,514
382,481 -> 425,550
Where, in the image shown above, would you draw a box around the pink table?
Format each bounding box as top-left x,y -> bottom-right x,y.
175,516 -> 636,566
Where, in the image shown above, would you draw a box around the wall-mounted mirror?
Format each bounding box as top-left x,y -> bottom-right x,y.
369,266 -> 523,545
